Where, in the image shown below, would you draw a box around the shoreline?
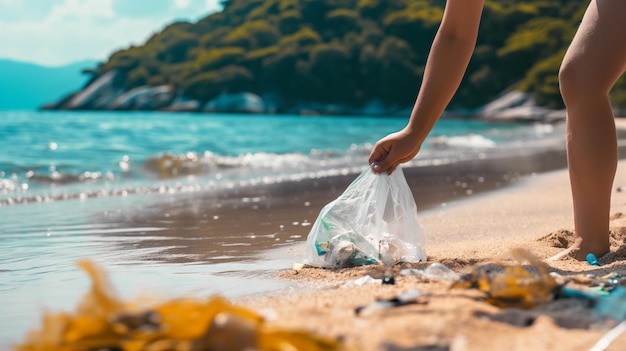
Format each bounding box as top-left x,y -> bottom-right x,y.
229,123 -> 626,351
10,120 -> 626,350
233,159 -> 626,351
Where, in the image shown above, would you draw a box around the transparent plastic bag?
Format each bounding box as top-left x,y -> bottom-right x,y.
303,167 -> 427,268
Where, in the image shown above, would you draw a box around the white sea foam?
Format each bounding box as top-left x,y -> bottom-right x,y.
430,134 -> 497,149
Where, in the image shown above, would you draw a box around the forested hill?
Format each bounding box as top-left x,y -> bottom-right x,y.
52,0 -> 626,114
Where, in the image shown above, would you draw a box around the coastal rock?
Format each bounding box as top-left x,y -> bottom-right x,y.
41,75 -> 576,120
474,90 -> 565,123
108,85 -> 173,110
134,86 -> 173,110
108,86 -> 153,110
161,96 -> 201,112
478,91 -> 530,116
63,70 -> 121,110
484,105 -> 555,122
40,91 -> 79,110
203,92 -> 265,113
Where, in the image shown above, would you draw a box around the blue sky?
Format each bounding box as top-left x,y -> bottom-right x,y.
0,0 -> 222,67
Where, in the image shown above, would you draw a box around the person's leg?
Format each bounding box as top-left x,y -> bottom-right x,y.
554,0 -> 626,261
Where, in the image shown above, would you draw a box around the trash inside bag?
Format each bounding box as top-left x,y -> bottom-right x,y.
303,167 -> 427,268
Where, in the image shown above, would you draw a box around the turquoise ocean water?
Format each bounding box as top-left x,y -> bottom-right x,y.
0,110 -> 566,346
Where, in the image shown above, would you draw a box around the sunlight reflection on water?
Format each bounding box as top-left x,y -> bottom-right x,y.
0,193 -> 296,346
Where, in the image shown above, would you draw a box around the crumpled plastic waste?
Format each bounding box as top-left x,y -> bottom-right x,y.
586,253 -> 601,266
550,271 -> 626,296
15,260 -> 344,351
382,275 -> 396,285
342,275 -> 382,287
450,249 -> 626,310
450,249 -> 559,308
303,168 -> 427,269
589,286 -> 626,351
400,263 -> 458,282
594,286 -> 626,321
314,231 -> 379,268
589,272 -> 626,294
354,290 -> 426,316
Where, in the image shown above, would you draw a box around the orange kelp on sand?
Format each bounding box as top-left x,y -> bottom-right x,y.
15,260 -> 344,351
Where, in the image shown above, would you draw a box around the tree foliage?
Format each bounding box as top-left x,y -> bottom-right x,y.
91,0 -> 625,110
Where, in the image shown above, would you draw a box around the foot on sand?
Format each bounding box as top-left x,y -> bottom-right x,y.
546,237 -> 610,262
540,229 -> 610,262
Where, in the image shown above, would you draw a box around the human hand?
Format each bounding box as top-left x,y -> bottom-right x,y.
368,128 -> 421,174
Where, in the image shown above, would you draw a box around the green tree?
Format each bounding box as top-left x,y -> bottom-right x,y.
183,65 -> 254,102
519,50 -> 566,109
324,9 -> 360,38
195,47 -> 245,71
304,42 -> 354,102
278,10 -> 301,34
223,20 -> 280,49
376,36 -> 421,104
83,0 -> 625,112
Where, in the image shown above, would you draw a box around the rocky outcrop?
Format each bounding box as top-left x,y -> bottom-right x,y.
108,85 -> 173,111
202,92 -> 265,113
474,91 -> 566,123
64,71 -> 121,110
161,97 -> 201,112
41,70 -> 567,122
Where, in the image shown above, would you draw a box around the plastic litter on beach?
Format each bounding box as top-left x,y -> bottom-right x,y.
586,253 -> 600,266
15,260 -> 344,351
303,168 -> 427,269
552,271 -> 626,298
450,249 -> 626,311
589,286 -> 626,351
594,286 -> 626,321
342,275 -> 382,287
400,263 -> 459,282
382,275 -> 396,285
450,249 -> 560,308
354,289 -> 426,317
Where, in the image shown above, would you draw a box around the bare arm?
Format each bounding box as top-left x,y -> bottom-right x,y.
369,0 -> 484,173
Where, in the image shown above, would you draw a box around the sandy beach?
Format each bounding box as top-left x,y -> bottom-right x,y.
12,120 -> 626,350
232,135 -> 626,350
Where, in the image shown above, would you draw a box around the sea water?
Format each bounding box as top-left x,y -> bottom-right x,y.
0,110 -> 565,346
0,111 -> 564,205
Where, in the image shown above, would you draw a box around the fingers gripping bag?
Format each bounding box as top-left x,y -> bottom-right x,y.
303,167 -> 427,268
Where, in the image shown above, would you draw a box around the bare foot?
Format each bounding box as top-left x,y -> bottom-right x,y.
546,238 -> 609,262
547,246 -> 580,262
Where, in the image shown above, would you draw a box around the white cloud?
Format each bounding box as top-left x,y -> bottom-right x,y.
48,0 -> 115,20
0,0 -> 222,66
175,0 -> 191,9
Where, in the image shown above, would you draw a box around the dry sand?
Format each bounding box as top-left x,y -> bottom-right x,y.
237,156 -> 626,350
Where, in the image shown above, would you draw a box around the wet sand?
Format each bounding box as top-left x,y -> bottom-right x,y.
106,144 -> 571,266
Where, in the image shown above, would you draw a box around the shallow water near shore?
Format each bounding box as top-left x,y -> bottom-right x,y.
0,110 -> 583,346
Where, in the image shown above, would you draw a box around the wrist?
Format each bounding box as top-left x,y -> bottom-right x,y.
403,125 -> 427,147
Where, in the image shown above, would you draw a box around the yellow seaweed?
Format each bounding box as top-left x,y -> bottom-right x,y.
15,260 -> 344,351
